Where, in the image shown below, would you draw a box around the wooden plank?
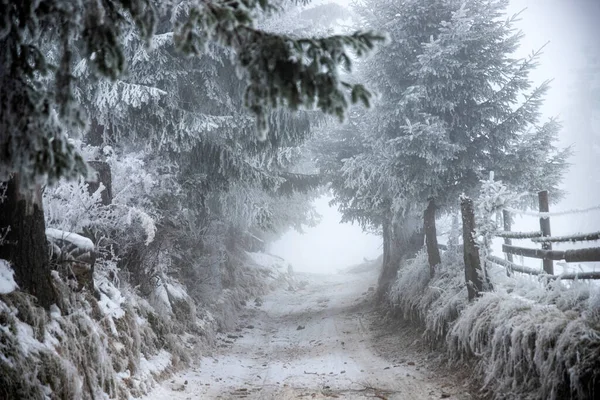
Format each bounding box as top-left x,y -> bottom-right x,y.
487,255 -> 600,279
486,255 -> 541,275
564,248 -> 600,262
502,244 -> 600,262
531,231 -> 600,243
538,191 -> 554,274
502,244 -> 565,260
554,271 -> 600,280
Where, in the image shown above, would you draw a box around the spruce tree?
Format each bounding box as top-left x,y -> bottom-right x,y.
324,0 -> 569,286
0,0 -> 382,307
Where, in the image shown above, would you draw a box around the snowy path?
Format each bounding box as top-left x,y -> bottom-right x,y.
145,269 -> 471,399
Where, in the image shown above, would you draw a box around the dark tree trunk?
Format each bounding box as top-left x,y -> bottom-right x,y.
87,160 -> 112,206
423,198 -> 441,278
376,212 -> 424,302
0,176 -> 56,308
460,196 -> 483,301
376,218 -> 393,301
86,119 -> 109,147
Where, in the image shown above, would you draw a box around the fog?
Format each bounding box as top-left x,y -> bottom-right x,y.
270,0 -> 600,274
269,195 -> 381,274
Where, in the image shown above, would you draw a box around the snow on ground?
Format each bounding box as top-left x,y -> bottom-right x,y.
0,259 -> 17,294
144,267 -> 472,399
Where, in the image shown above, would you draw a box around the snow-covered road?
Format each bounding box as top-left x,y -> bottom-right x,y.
145,268 -> 472,399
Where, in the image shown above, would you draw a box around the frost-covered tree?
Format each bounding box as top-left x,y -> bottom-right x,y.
72,13 -> 323,294
323,0 -> 569,290
0,0 -> 382,307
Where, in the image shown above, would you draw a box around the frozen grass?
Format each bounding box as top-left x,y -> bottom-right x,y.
388,249 -> 600,399
389,249 -> 468,343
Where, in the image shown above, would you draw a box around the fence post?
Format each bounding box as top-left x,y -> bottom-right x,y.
460,196 -> 483,301
538,190 -> 554,275
502,209 -> 513,276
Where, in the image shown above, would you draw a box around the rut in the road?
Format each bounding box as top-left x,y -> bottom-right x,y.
144,271 -> 475,400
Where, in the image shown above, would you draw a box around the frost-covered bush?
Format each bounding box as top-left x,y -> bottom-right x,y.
389,250 -> 468,343
388,248 -> 600,399
43,174 -> 157,251
0,262 -> 208,400
475,175 -> 519,255
448,286 -> 600,399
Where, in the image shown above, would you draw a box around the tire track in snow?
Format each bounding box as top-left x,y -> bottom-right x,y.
145,270 -> 473,399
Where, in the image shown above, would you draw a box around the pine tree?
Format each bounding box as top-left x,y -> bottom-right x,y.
68,3 -> 327,298
0,0 -> 383,307
324,0 -> 569,287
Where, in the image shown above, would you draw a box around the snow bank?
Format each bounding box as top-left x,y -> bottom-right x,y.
388,248 -> 600,399
389,250 -> 468,342
0,260 -> 18,294
448,290 -> 600,399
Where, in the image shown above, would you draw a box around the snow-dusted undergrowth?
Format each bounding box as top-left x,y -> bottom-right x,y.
0,251 -> 291,399
389,249 -> 600,399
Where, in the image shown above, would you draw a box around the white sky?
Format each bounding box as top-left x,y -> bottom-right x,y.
270,0 -> 600,274
504,0 -> 600,235
268,195 -> 382,273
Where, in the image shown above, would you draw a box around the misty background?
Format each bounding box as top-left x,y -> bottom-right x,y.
270,0 -> 600,274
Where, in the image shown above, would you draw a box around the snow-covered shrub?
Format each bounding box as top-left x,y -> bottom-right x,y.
448,286 -> 600,399
388,247 -> 600,399
475,175 -> 519,256
389,249 -> 468,343
44,175 -> 157,251
0,261 -> 209,400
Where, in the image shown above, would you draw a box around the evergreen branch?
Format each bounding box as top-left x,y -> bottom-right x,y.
175,0 -> 385,139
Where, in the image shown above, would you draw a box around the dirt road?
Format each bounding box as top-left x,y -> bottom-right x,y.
147,269 -> 473,399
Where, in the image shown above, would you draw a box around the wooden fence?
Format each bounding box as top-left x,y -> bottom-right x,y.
460,190 -> 600,300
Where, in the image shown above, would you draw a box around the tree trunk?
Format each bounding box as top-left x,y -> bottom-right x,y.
0,176 -> 57,308
87,160 -> 112,206
376,212 -> 424,302
86,119 -> 109,147
376,218 -> 393,302
460,196 -> 483,301
423,198 -> 441,278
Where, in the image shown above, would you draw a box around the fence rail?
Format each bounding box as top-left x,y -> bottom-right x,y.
530,231 -> 600,243
491,190 -> 599,279
502,244 -> 600,263
457,190 -> 600,301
